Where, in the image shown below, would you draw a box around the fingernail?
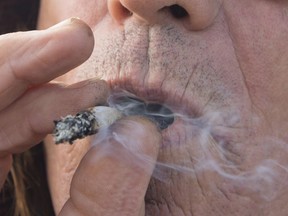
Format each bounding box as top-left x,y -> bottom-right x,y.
48,17 -> 81,29
48,18 -> 93,38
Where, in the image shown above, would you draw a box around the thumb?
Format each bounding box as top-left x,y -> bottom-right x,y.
59,116 -> 161,216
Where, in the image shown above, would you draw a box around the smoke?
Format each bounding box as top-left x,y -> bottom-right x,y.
90,90 -> 288,202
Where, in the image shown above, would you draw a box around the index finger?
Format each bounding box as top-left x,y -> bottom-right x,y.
0,18 -> 94,110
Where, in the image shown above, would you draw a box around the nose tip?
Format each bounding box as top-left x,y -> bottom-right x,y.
107,0 -> 222,30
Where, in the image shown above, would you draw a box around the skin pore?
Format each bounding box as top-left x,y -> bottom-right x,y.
38,0 -> 288,215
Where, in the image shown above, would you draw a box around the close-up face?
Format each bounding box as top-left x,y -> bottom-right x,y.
38,0 -> 288,215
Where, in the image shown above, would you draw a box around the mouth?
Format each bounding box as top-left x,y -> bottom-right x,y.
108,94 -> 175,130
105,85 -> 208,150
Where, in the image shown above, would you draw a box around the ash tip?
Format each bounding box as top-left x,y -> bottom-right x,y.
53,111 -> 99,144
52,106 -> 123,144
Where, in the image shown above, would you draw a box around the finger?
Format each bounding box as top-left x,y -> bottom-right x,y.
0,18 -> 94,110
60,116 -> 161,216
0,79 -> 109,155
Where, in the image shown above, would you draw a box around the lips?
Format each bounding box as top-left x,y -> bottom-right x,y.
105,68 -> 202,122
104,86 -> 210,151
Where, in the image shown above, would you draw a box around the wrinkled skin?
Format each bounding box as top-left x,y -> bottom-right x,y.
38,0 -> 288,215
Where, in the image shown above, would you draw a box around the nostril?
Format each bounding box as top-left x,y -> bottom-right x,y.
168,4 -> 189,19
121,5 -> 133,17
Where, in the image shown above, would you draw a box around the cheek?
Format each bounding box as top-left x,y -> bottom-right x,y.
44,135 -> 91,214
38,0 -> 108,29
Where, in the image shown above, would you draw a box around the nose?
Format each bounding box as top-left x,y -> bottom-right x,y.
108,0 -> 222,30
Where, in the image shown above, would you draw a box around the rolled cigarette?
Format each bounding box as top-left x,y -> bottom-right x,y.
53,97 -> 175,144
53,106 -> 123,144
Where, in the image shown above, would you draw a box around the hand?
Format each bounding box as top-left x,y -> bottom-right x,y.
0,18 -> 109,188
59,116 -> 161,216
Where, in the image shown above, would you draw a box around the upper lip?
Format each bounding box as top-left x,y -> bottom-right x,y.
99,22 -> 200,117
